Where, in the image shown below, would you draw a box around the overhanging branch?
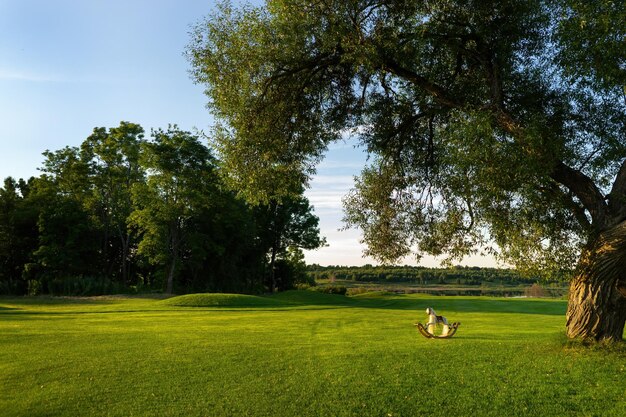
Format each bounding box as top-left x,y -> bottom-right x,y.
608,158 -> 626,220
551,161 -> 609,229
381,58 -> 464,109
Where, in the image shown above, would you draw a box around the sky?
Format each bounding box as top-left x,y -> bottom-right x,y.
0,0 -> 497,267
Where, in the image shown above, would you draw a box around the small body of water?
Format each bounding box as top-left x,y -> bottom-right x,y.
389,287 -> 568,298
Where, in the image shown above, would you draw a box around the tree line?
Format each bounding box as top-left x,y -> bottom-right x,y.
306,264 -> 561,286
0,122 -> 324,296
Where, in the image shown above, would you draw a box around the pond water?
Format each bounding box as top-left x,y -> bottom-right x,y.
388,287 -> 568,298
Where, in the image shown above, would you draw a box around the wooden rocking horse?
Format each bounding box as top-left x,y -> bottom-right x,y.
415,307 -> 460,339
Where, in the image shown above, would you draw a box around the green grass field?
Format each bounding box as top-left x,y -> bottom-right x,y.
1,291 -> 625,416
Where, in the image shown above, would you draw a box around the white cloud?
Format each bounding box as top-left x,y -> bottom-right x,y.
0,69 -> 62,83
306,175 -> 355,213
317,159 -> 365,170
308,174 -> 355,187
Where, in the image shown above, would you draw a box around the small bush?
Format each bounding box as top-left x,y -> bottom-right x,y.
294,282 -> 314,290
28,280 -> 42,296
346,287 -> 374,296
312,286 -> 347,295
524,283 -> 546,298
45,276 -> 127,296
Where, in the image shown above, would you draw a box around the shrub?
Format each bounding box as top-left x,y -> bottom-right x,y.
524,283 -> 546,298
312,285 -> 347,295
346,287 -> 375,296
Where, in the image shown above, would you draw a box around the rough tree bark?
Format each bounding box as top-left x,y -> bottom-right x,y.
566,221 -> 626,341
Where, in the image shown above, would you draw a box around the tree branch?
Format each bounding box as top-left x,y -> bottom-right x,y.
607,158 -> 626,220
551,161 -> 609,229
262,49 -> 342,98
381,58 -> 464,109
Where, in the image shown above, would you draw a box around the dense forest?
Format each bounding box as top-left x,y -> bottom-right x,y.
307,264 -> 566,286
0,122 -> 324,296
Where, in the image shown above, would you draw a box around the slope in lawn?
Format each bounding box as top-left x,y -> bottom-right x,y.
160,293 -> 288,308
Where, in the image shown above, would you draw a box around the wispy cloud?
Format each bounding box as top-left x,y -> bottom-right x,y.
309,175 -> 355,187
318,159 -> 365,170
306,174 -> 355,212
0,68 -> 120,84
0,69 -> 63,83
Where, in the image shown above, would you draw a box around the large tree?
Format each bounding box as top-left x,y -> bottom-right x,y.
130,126 -> 223,294
188,0 -> 626,341
80,122 -> 145,284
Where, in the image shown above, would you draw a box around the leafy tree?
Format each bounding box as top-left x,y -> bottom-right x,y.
34,147 -> 101,285
80,122 -> 145,284
130,126 -> 222,294
188,1 -> 626,341
28,176 -> 100,287
273,246 -> 313,291
0,177 -> 38,294
255,192 -> 326,292
176,180 -> 266,294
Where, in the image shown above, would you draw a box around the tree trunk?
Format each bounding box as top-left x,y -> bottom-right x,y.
166,256 -> 176,295
117,225 -> 130,285
269,243 -> 277,293
566,221 -> 626,342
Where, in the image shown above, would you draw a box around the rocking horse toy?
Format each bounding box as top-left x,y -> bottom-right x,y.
415,307 -> 461,339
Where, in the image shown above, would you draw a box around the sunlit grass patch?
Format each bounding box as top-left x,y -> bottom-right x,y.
160,293 -> 286,308
1,291 -> 624,417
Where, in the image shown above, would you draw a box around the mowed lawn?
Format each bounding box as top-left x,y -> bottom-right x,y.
1,291 -> 625,417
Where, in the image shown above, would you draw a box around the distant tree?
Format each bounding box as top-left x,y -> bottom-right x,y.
188,1 -> 626,341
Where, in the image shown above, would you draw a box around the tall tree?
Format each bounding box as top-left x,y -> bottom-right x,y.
35,147 -> 101,284
130,126 -> 220,294
80,122 -> 145,284
0,177 -> 38,294
188,1 -> 626,340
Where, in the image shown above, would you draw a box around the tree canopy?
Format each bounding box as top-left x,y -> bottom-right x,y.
188,0 -> 624,268
0,122 -> 325,295
188,0 -> 626,340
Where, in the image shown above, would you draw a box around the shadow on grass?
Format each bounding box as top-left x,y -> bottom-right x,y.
270,291 -> 567,316
0,291 -> 567,317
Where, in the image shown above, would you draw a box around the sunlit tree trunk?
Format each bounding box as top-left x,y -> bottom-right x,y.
566,221 -> 626,341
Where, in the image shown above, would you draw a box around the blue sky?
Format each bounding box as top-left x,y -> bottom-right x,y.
0,0 -> 495,267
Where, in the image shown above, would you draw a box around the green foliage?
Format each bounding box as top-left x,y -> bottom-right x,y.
556,0 -> 626,89
188,0 -> 625,278
311,285 -> 348,295
80,122 -> 145,283
29,179 -> 101,282
45,276 -> 128,296
130,126 -> 220,293
307,264 -> 566,285
0,177 -> 38,295
255,195 -> 326,291
0,121 -> 324,296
